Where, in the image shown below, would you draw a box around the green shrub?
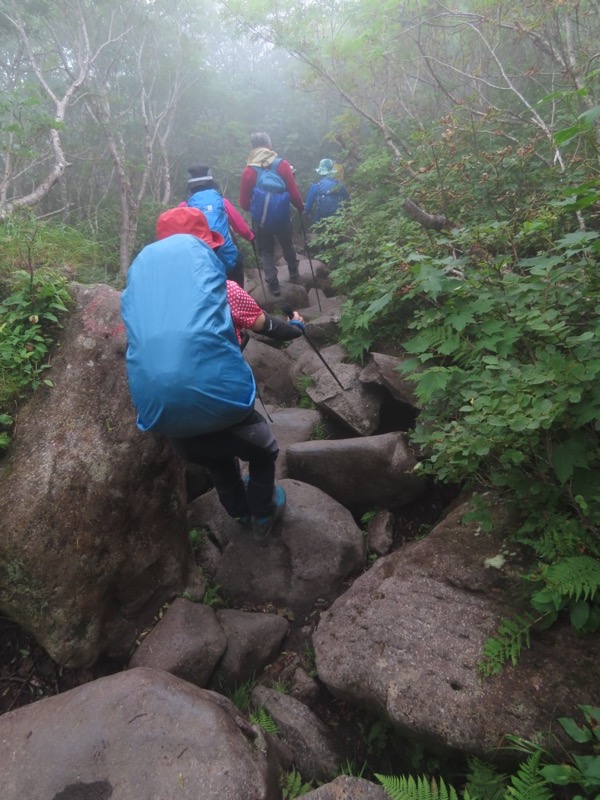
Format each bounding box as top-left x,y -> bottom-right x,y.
0,268 -> 71,450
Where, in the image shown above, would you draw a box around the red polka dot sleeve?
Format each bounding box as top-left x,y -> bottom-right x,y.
226,280 -> 263,343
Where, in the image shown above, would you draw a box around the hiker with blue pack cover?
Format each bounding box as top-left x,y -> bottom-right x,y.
185,165 -> 251,288
239,132 -> 304,297
305,158 -> 350,226
121,205 -> 305,542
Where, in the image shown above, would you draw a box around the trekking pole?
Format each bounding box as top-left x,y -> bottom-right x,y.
251,239 -> 269,305
298,213 -> 322,312
281,304 -> 345,391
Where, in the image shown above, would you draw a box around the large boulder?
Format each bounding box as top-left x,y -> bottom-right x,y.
244,337 -> 299,408
306,364 -> 384,436
267,407 -> 323,478
0,667 -> 279,800
252,685 -> 346,783
313,496 -> 600,758
216,609 -> 290,688
129,598 -> 227,686
188,479 -> 366,615
286,433 -> 426,511
0,283 -> 191,667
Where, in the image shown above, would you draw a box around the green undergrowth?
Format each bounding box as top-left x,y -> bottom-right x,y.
376,704 -> 600,799
0,268 -> 71,451
313,108 -> 600,670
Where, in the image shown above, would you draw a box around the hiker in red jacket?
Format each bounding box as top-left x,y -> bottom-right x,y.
239,132 -> 304,297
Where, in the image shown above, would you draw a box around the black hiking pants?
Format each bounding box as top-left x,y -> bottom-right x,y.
169,410 -> 278,519
254,221 -> 298,288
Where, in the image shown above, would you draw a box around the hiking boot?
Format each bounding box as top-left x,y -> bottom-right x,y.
251,486 -> 286,543
288,266 -> 300,283
268,282 -> 281,296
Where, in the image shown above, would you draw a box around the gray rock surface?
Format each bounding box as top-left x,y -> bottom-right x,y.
286,433 -> 426,511
0,284 -> 190,667
129,598 -> 227,687
313,496 -> 600,757
306,363 -> 384,436
252,686 -> 346,783
301,293 -> 345,320
291,343 -> 347,386
366,510 -> 395,556
302,777 -> 387,799
216,609 -> 290,688
267,407 -> 323,478
188,479 -> 366,615
0,667 -> 279,800
359,352 -> 420,407
248,281 -> 309,313
244,337 -> 299,408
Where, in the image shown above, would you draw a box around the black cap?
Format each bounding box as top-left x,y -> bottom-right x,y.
187,165 -> 212,185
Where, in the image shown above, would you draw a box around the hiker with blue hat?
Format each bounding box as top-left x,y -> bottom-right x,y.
304,158 -> 350,226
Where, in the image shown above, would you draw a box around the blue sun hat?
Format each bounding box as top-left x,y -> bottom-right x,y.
316,158 -> 336,177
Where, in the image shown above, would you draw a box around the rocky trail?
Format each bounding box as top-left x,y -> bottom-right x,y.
0,251 -> 598,799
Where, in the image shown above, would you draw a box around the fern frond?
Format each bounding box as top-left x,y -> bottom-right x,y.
281,767 -> 313,799
249,707 -> 279,735
504,751 -> 552,800
542,555 -> 600,602
464,756 -> 507,800
375,773 -> 461,800
477,612 -> 536,677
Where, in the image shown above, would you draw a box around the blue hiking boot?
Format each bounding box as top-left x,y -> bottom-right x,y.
252,486 -> 286,543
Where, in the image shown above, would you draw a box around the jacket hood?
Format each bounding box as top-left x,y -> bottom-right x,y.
247,147 -> 278,168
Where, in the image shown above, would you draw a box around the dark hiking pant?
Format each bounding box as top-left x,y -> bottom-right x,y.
169,410 -> 278,519
255,221 -> 298,288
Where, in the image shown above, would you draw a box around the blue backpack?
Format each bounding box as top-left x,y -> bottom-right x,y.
250,158 -> 291,232
186,188 -> 238,272
316,179 -> 346,221
121,233 -> 256,438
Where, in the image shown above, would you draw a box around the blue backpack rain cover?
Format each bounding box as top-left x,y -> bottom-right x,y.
121,233 -> 256,438
187,188 -> 238,272
250,157 -> 291,232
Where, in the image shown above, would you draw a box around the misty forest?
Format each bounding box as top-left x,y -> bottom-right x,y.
1,1 -> 600,799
